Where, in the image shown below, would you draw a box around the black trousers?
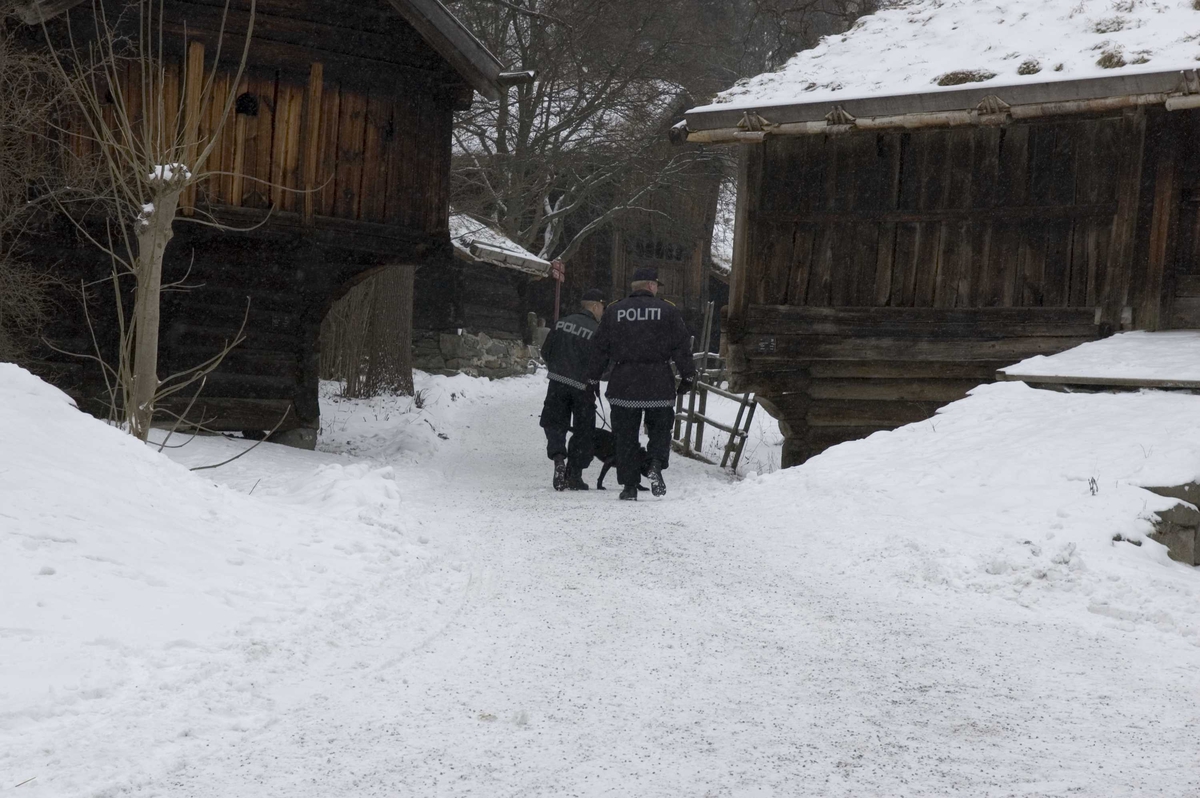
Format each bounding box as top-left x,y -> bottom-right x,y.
610,405 -> 674,488
540,380 -> 596,471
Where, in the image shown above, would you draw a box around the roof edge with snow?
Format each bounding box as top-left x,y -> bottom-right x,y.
13,0 -> 521,102
449,213 -> 551,278
681,68 -> 1200,143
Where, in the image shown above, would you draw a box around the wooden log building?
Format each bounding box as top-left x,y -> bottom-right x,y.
679,69 -> 1200,467
17,0 -> 524,444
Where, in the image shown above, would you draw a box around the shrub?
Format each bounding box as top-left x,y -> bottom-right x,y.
935,69 -> 998,86
1092,16 -> 1127,33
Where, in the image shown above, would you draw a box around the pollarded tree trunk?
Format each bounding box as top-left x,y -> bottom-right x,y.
362,264 -> 415,396
129,182 -> 185,440
320,276 -> 374,392
320,264 -> 415,398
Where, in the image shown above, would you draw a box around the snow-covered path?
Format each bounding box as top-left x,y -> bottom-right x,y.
7,372 -> 1200,796
137,381 -> 1200,795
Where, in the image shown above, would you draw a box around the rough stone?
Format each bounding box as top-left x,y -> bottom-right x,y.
269,427 -> 318,451
417,329 -> 538,381
1146,484 -> 1200,566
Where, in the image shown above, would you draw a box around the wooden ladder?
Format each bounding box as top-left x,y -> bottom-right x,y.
673,301 -> 759,472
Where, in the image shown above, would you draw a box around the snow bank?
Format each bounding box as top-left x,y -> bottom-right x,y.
736,381 -> 1200,639
0,364 -> 443,733
699,0 -> 1200,112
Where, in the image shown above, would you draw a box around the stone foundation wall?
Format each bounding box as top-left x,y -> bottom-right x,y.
414,329 -> 543,379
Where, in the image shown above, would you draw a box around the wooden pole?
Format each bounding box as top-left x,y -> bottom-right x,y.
682,335 -> 698,454
698,301 -> 714,374
731,399 -> 758,473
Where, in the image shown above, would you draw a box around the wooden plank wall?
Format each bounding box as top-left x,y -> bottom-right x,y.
728,110 -> 1191,466
1168,110 -> 1200,327
611,165 -> 724,327
74,0 -> 459,237
743,116 -> 1145,314
189,62 -> 452,234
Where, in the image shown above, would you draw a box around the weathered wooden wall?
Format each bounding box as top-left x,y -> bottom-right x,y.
62,0 -> 458,238
611,166 -> 724,330
414,260 -> 535,341
38,0 -> 464,434
727,107 -> 1193,466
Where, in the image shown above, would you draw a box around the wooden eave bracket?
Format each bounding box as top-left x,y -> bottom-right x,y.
737,111 -> 773,132
1164,69 -> 1200,110
1176,69 -> 1200,95
824,105 -> 856,126
975,94 -> 1012,118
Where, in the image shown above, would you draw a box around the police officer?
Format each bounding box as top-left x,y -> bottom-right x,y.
540,289 -> 606,491
586,267 -> 695,501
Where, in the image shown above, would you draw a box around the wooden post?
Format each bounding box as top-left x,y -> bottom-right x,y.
682,335 -> 698,454
695,384 -> 707,455
551,259 -> 565,322
180,41 -> 205,216
698,300 -> 714,375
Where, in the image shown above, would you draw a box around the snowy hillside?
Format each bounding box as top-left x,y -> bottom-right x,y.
6,363 -> 1200,794
699,0 -> 1200,112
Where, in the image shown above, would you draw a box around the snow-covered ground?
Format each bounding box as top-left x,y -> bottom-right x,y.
5,363 -> 1200,795
697,0 -> 1200,113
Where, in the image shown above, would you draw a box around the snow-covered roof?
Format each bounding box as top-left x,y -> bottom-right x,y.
449,213 -> 551,277
1000,331 -> 1200,388
14,0 -> 523,102
688,0 -> 1200,129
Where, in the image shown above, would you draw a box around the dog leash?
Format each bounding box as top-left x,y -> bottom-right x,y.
595,391 -> 612,431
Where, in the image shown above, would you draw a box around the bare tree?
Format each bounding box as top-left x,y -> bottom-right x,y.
447,0 -> 874,268
43,0 -> 256,439
703,0 -> 878,84
448,0 -> 715,265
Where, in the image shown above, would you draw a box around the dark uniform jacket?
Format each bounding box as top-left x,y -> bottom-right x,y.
586,290 -> 695,408
540,311 -> 599,390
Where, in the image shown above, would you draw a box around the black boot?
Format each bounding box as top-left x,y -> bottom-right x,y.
567,468 -> 589,490
619,485 -> 638,501
647,460 -> 666,497
552,455 -> 567,491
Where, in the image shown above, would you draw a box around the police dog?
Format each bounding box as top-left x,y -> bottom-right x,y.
591,428 -> 652,491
